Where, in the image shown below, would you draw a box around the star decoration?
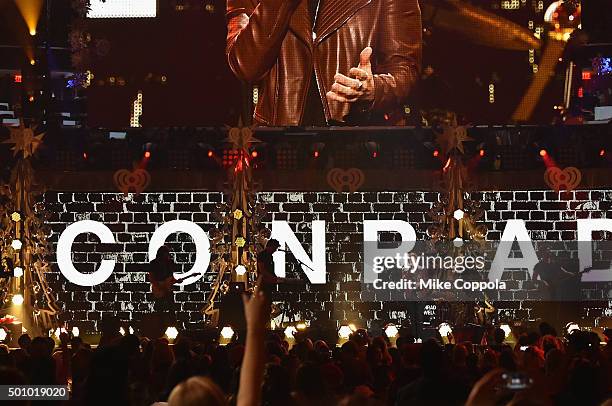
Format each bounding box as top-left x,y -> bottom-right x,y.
11,212 -> 21,222
235,236 -> 246,248
435,124 -> 472,157
233,209 -> 243,220
2,120 -> 44,159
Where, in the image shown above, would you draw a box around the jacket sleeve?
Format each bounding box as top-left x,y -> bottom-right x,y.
226,0 -> 301,83
371,0 -> 422,113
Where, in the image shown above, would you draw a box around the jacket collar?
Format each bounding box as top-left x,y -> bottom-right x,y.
289,0 -> 373,49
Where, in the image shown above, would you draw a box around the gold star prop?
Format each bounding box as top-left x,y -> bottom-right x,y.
3,120 -> 45,159
436,124 -> 472,157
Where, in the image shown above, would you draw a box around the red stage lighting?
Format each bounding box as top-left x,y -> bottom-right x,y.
582,71 -> 592,80
251,150 -> 258,158
600,149 -> 606,157
144,151 -> 151,159
479,149 -> 485,157
14,74 -> 22,83
539,149 -> 547,157
372,151 -> 378,158
314,150 -> 320,158
207,150 -> 214,158
83,152 -> 88,160
433,150 -> 440,157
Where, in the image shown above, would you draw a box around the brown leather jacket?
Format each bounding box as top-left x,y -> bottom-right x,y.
227,0 -> 422,126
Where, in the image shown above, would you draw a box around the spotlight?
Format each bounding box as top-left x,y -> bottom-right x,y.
251,150 -> 258,158
479,149 -> 486,157
384,323 -> 399,339
438,323 -> 453,338
338,325 -> 352,339
220,326 -> 235,340
12,294 -> 24,306
235,265 -> 247,276
29,29 -> 36,36
453,209 -> 465,220
119,327 -> 126,336
0,328 -> 7,342
433,149 -> 440,157
11,239 -> 22,250
296,322 -> 307,331
365,141 -> 380,158
165,326 -> 179,340
499,323 -> 511,338
311,142 -> 325,159
30,59 -> 35,66
207,150 -> 214,158
72,326 -> 80,337
284,325 -> 297,339
565,322 -> 580,335
600,149 -> 606,157
13,267 -> 23,277
83,152 -> 88,160
539,149 -> 548,157
144,151 -> 151,159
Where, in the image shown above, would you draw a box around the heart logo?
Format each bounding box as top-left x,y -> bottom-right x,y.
326,168 -> 365,192
544,167 -> 582,191
113,168 -> 151,196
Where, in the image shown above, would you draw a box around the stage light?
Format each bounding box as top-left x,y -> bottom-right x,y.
500,323 -> 512,338
11,212 -> 21,222
311,142 -> 325,159
296,322 -> 307,331
28,96 -> 34,102
29,29 -> 36,36
349,323 -> 357,332
338,325 -> 352,339
0,328 -> 7,342
14,74 -> 22,83
365,141 -> 380,158
453,238 -> 463,247
207,150 -> 214,158
220,326 -> 235,340
438,323 -> 452,338
11,240 -> 22,250
479,149 -> 485,157
13,267 -> 23,278
83,152 -> 88,160
384,324 -> 399,339
129,326 -> 134,335
119,327 -> 126,336
433,150 -> 440,157
600,149 -> 606,157
11,294 -> 24,306
453,209 -> 464,220
30,59 -> 35,66
314,150 -> 320,158
165,326 -> 179,340
251,150 -> 258,158
144,151 -> 151,159
565,322 -> 579,335
284,325 -> 297,339
539,149 -> 548,157
235,265 -> 247,276
72,326 -> 80,337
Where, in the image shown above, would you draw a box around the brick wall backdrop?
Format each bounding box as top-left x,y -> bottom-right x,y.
42,190 -> 612,334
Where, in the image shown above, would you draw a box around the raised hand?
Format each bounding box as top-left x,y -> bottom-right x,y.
326,47 -> 375,103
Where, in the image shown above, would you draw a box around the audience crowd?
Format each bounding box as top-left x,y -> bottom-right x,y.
0,291 -> 610,406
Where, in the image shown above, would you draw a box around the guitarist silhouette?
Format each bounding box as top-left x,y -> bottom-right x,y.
148,245 -> 184,325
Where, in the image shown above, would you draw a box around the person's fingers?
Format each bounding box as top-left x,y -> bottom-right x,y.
358,46 -> 373,70
348,68 -> 369,81
334,73 -> 362,89
326,91 -> 356,103
331,82 -> 361,98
